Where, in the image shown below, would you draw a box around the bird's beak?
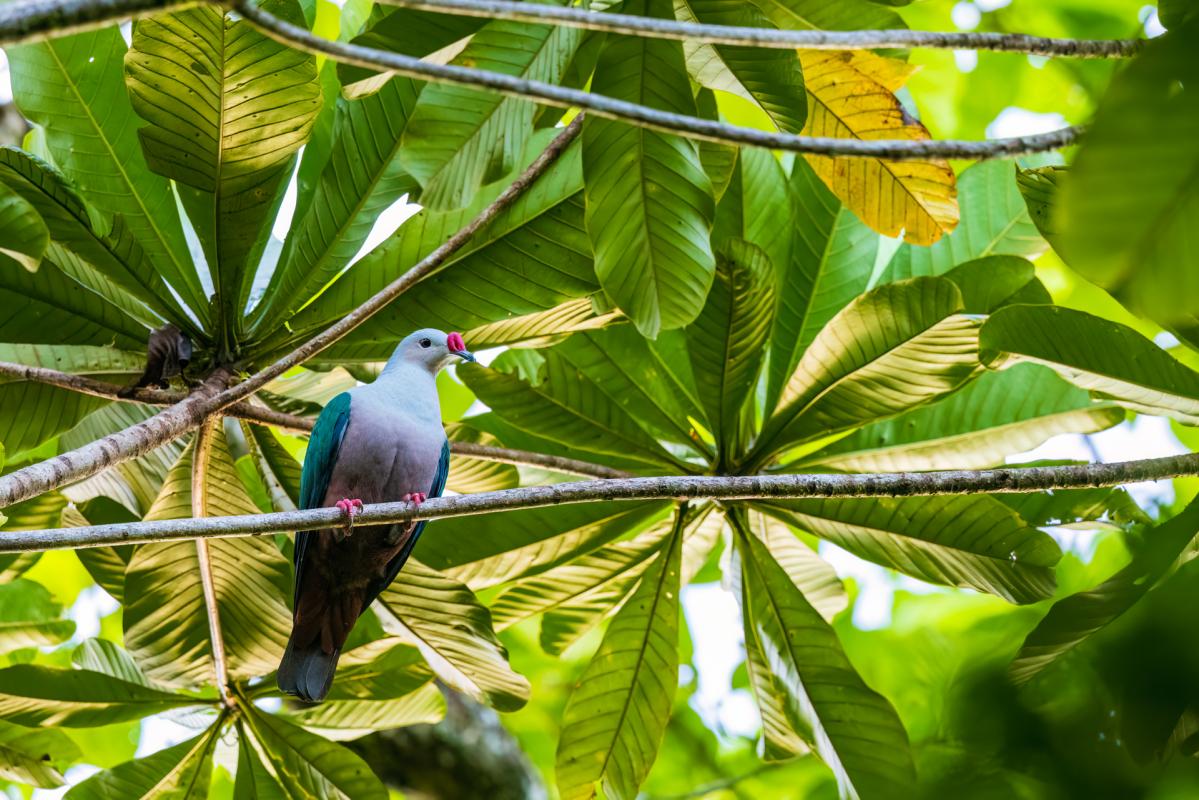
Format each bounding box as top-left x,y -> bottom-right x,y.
455,349 -> 476,363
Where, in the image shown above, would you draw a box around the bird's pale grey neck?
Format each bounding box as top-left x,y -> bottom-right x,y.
373,363 -> 442,419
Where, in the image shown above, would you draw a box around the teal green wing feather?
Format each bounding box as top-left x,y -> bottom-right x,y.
294,392 -> 352,604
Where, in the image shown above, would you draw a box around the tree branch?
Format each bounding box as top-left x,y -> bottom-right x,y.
384,0 -> 1141,58
0,119 -> 583,510
449,442 -> 633,479
0,0 -> 199,46
235,0 -> 1085,161
190,419 -> 233,709
6,453 -> 1197,553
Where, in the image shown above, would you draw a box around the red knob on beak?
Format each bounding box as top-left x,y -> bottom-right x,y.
447,332 -> 465,352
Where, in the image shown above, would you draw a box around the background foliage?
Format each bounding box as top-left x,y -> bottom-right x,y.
0,0 -> 1197,797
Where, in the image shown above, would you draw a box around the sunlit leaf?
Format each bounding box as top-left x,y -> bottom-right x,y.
0,664 -> 197,726
66,728 -> 218,799
0,719 -> 81,788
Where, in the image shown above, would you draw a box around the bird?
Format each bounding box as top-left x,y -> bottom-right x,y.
277,328 -> 476,702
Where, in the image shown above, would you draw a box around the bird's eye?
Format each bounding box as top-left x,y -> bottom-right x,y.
420,338 -> 432,348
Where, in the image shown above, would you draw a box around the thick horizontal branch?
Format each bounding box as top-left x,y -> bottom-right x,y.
386,0 -> 1141,58
236,0 -> 1084,161
6,452 -> 1197,553
0,120 -> 583,509
0,0 -> 198,46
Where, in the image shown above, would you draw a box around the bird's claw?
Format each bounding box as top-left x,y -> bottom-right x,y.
335,498 -> 364,539
401,492 -> 427,505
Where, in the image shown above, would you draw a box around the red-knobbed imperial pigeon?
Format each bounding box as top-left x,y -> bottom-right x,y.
277,328 -> 475,702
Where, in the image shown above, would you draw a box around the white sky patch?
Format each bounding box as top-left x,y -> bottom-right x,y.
348,194 -> 421,267
0,52 -> 11,105
271,155 -> 302,241
974,0 -> 1011,10
31,765 -> 101,799
951,1 -> 982,31
67,585 -> 119,644
135,714 -> 203,758
1156,331 -> 1181,349
1140,5 -> 1166,37
682,584 -> 759,737
954,49 -> 979,73
986,107 -> 1069,139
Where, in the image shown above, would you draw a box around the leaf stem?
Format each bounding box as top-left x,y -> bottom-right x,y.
7,452 -> 1199,552
191,417 -> 235,709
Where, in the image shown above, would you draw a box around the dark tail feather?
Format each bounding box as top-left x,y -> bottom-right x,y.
277,635 -> 341,703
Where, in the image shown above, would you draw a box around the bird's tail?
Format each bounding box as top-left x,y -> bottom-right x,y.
277,634 -> 341,703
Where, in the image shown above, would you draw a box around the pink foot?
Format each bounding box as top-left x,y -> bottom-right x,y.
335,498 -> 364,537
401,492 -> 427,505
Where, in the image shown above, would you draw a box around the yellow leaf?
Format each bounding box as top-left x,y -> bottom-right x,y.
799,50 -> 958,245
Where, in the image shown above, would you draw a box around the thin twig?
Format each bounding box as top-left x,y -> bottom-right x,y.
236,0 -> 1086,161
7,452 -> 1198,553
190,419 -> 233,709
0,0 -> 199,46
384,0 -> 1141,58
450,442 -> 633,479
0,120 -> 583,509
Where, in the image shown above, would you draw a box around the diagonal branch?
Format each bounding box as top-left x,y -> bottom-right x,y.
7,452 -> 1199,553
385,0 -> 1142,58
0,117 -> 584,510
0,0 -> 199,46
190,418 -> 233,709
236,0 -> 1085,161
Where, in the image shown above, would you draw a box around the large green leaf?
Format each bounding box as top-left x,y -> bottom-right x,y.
459,360 -> 685,470
0,382 -> 108,457
712,147 -> 791,279
746,0 -> 902,31
250,78 -> 422,334
879,159 -> 1047,283
0,181 -> 47,271
752,277 -> 980,467
0,664 -> 197,726
7,28 -> 207,317
746,510 -> 846,621
556,517 -> 682,800
980,305 -> 1199,424
686,239 -> 775,462
759,495 -> 1060,603
285,684 -> 445,740
767,156 -> 877,409
0,146 -> 189,329
1057,23 -> 1199,327
72,638 -> 156,688
126,0 -> 320,341
1009,499 -> 1199,685
0,719 -> 81,788
375,559 -> 531,711
276,133 -> 596,361
582,0 -> 715,337
418,501 -> 672,588
804,364 -> 1124,472
123,429 -> 292,686
736,525 -> 915,798
0,578 -> 73,654
233,720 -> 288,799
400,16 -> 580,210
241,705 -> 388,800
674,0 -> 806,133
66,728 -> 218,799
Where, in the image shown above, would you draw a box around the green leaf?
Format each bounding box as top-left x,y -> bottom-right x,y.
72,639 -> 155,687
753,277 -> 980,467
711,146 -> 792,284
583,0 -> 716,337
674,0 -> 806,133
65,728 -> 218,799
0,181 -> 47,271
746,0 -> 903,31
125,1 -> 320,339
1160,0 -> 1199,27
556,514 -> 682,800
8,28 -> 207,317
759,495 -> 1060,603
375,559 -> 531,711
401,15 -> 581,210
767,156 -> 877,409
241,705 -> 387,800
879,159 -> 1047,282
695,89 -> 738,200
284,683 -> 445,739
459,361 -> 685,470
746,510 -> 846,621
245,424 -> 303,511
0,147 -> 190,328
735,523 -> 915,798
0,719 -> 81,788
123,429 -> 292,686
418,501 -> 672,588
0,382 -> 108,457
1057,23 -> 1199,327
0,578 -> 72,654
444,423 -> 519,494
804,364 -> 1124,472
940,255 -> 1052,312
980,305 -> 1199,424
1015,164 -> 1067,251
686,239 -> 775,461
0,664 -> 197,726
233,720 -> 288,800
1010,499 -> 1199,685
251,77 -> 422,334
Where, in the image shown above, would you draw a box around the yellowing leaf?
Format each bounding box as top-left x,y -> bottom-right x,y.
799,50 -> 958,245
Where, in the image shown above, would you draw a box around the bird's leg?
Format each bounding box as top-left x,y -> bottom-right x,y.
334,498 -> 364,540
401,492 -> 427,505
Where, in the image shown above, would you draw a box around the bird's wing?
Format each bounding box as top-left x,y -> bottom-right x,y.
364,437 -> 451,608
293,391 -> 353,605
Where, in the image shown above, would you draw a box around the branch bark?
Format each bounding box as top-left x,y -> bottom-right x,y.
236,0 -> 1085,161
0,0 -> 199,46
6,452 -> 1198,553
384,0 -> 1141,58
0,118 -> 583,510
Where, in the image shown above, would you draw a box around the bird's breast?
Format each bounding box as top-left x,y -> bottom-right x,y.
322,399 -> 445,506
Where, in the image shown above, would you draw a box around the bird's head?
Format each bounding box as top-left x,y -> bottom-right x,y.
391,328 -> 477,374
